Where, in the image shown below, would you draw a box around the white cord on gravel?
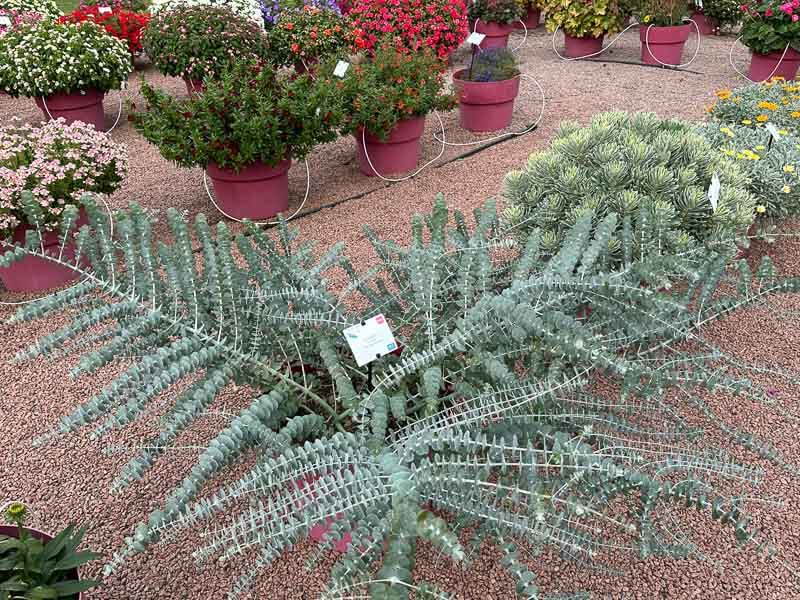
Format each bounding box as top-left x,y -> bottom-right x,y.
39,87 -> 125,134
728,36 -> 791,83
203,159 -> 311,225
642,19 -> 701,69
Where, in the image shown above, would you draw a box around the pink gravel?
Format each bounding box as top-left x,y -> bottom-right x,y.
2,27 -> 800,599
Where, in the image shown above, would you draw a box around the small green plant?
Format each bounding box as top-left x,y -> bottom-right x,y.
502,111 -> 756,259
639,0 -> 689,26
467,0 -> 524,24
334,44 -> 455,140
462,47 -> 519,81
130,60 -> 343,171
0,502 -> 100,599
141,4 -> 270,81
544,0 -> 625,38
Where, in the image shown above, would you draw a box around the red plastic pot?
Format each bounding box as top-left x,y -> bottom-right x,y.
471,20 -> 516,49
206,160 -> 291,220
563,33 -> 604,58
514,7 -> 541,30
0,208 -> 89,293
453,69 -> 520,132
748,48 -> 800,82
0,525 -> 86,599
293,476 -> 352,553
34,89 -> 105,130
689,10 -> 715,35
640,24 -> 692,66
183,77 -> 205,96
354,116 -> 425,177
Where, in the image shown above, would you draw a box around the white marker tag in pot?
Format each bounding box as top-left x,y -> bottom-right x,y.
333,60 -> 350,78
466,32 -> 486,46
0,16 -> 11,26
695,0 -> 703,9
344,314 -> 397,367
98,5 -> 112,13
708,173 -> 720,212
766,122 -> 781,140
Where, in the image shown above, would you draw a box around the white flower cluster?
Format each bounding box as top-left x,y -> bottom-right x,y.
149,0 -> 265,25
0,21 -> 132,97
0,0 -> 60,18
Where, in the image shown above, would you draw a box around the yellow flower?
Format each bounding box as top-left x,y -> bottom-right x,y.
756,145 -> 766,150
719,126 -> 735,138
4,502 -> 27,525
757,101 -> 778,110
643,14 -> 651,22
783,185 -> 791,193
742,119 -> 752,125
784,164 -> 795,173
756,114 -> 769,122
792,111 -> 800,118
723,149 -> 735,156
779,129 -> 789,135
716,89 -> 732,100
756,205 -> 767,214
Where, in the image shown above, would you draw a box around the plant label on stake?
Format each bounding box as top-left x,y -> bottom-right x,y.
344,314 -> 397,367
708,173 -> 720,212
466,32 -> 486,46
0,16 -> 11,26
98,5 -> 112,13
333,60 -> 350,78
695,0 -> 703,8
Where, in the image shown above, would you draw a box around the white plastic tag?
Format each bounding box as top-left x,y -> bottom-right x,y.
708,173 -> 720,212
466,32 -> 486,46
695,0 -> 703,8
333,60 -> 350,78
344,314 -> 398,367
0,16 -> 11,26
766,122 -> 781,140
98,5 -> 112,13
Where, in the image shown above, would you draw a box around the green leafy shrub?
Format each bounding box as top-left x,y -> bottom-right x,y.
149,0 -> 263,24
334,44 -> 455,140
467,0 -> 524,24
3,190 -> 798,598
709,80 -> 800,133
0,21 -> 131,97
0,502 -> 101,599
265,4 -> 351,68
544,0 -> 625,38
460,47 -> 519,81
502,111 -> 756,259
701,0 -> 742,31
141,5 -> 270,81
130,60 -> 343,171
740,0 -> 800,55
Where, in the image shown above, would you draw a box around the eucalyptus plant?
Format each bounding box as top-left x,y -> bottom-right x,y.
2,191 -> 799,598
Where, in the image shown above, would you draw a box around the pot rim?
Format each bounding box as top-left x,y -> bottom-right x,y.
206,158 -> 292,182
453,68 -> 521,84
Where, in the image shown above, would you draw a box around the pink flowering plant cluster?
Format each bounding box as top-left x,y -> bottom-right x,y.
0,118 -> 127,239
349,0 -> 468,59
741,0 -> 800,54
142,5 -> 271,80
0,21 -> 131,97
0,9 -> 44,36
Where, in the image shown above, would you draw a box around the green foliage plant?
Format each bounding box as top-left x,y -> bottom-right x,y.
467,0 -> 524,24
502,111 -> 756,260
334,44 -> 456,141
149,0 -> 263,24
740,0 -> 800,55
3,187 -> 799,598
141,4 -> 270,81
638,0 -> 689,26
700,0 -> 742,31
130,60 -> 343,172
0,502 -> 100,599
543,0 -> 625,38
265,4 -> 351,68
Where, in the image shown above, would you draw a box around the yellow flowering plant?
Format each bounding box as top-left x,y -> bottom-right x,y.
708,80 -> 800,134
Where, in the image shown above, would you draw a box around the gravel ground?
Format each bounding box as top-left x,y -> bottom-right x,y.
2,27 -> 800,600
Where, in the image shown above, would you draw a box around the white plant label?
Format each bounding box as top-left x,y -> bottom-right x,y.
333,60 -> 350,78
0,16 -> 11,26
466,32 -> 486,46
98,5 -> 112,13
708,173 -> 721,212
695,0 -> 703,8
344,314 -> 398,367
766,122 -> 781,140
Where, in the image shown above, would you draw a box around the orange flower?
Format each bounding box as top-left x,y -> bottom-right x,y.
284,22 -> 294,30
291,43 -> 300,54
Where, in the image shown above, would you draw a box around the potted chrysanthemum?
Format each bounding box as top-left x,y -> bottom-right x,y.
131,61 -> 342,219
0,118 -> 127,292
0,21 -> 131,129
142,4 -> 270,95
453,48 -> 521,132
467,0 -> 524,49
544,0 -> 625,57
336,44 -> 456,177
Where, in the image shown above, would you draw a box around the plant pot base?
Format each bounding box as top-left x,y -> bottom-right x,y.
355,117 -> 425,177
640,24 -> 691,66
748,49 -> 800,82
563,34 -> 604,58
207,160 -> 291,220
34,90 -> 105,130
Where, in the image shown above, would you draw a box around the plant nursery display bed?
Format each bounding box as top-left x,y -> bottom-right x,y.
2,25 -> 800,600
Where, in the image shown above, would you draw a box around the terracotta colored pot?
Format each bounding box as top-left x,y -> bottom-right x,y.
514,7 -> 541,30
0,525 -> 85,599
0,208 -> 89,293
689,10 -> 715,35
748,48 -> 800,82
639,24 -> 692,66
563,33 -> 604,58
206,160 -> 291,220
453,69 -> 521,132
354,116 -> 425,177
34,89 -> 105,130
183,77 -> 205,96
471,19 -> 516,49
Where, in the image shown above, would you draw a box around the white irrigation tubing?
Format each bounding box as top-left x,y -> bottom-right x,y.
551,22 -> 641,61
642,19 -> 701,69
0,194 -> 116,306
729,36 -> 791,83
432,74 -> 546,147
39,85 -> 125,134
360,111 -> 447,182
203,159 -> 311,225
